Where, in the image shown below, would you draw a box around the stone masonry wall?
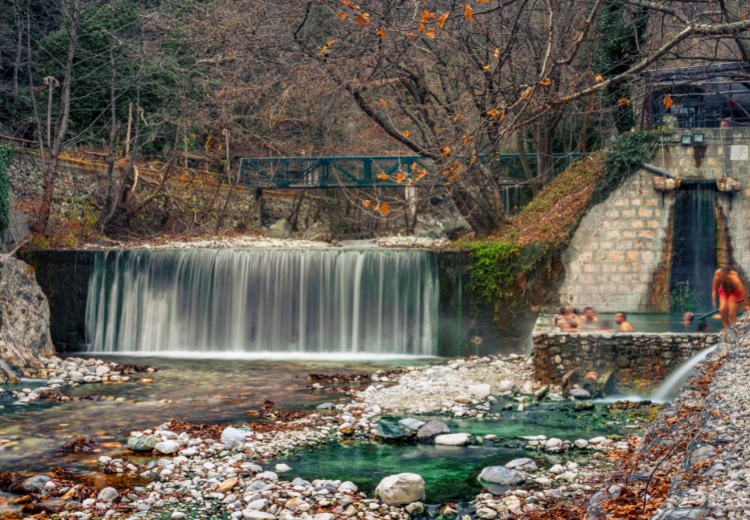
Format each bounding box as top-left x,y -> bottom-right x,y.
534,329 -> 718,393
558,169 -> 675,312
657,128 -> 750,278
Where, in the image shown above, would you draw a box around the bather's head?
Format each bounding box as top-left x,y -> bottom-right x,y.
615,312 -> 627,324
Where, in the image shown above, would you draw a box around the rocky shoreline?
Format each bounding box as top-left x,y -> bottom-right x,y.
0,351 -> 662,520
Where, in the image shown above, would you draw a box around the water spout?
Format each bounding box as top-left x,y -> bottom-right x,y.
650,345 -> 717,403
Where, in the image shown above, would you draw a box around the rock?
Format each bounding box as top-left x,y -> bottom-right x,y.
11,474 -> 50,493
441,218 -> 472,239
219,478 -> 238,493
476,508 -> 498,519
70,371 -> 84,383
522,381 -> 534,394
416,420 -> 450,440
243,511 -> 275,520
504,495 -> 522,514
375,420 -> 412,440
316,402 -> 335,410
434,433 -> 471,446
246,499 -> 267,510
256,471 -> 278,481
569,388 -> 591,400
338,423 -> 354,435
265,219 -> 291,239
171,513 -> 186,519
573,400 -> 595,411
275,464 -> 291,472
97,488 -> 118,503
505,458 -> 538,471
375,473 -> 425,506
497,379 -> 518,393
574,439 -> 589,449
468,384 -> 491,398
653,508 -> 709,520
314,514 -> 335,520
548,464 -> 565,474
221,427 -> 246,449
405,502 -> 425,516
0,257 -> 55,376
545,438 -> 562,450
478,466 -> 526,485
155,441 -> 180,455
589,436 -> 606,444
398,418 -> 426,432
127,436 -> 158,452
95,365 -> 110,376
286,497 -> 311,512
534,386 -> 550,400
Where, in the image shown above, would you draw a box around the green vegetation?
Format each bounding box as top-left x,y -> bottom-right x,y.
0,146 -> 13,235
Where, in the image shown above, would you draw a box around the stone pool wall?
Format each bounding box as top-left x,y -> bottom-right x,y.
532,318 -> 719,393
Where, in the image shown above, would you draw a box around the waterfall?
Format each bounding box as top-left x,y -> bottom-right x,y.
669,184 -> 717,313
650,345 -> 717,402
85,249 -> 440,357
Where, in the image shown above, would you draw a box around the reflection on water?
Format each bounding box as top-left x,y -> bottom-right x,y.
0,354 -> 425,474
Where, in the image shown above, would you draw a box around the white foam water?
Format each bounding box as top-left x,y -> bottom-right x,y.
85,249 -> 440,356
650,345 -> 718,403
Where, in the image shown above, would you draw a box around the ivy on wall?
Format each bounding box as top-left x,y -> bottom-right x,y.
0,146 -> 12,235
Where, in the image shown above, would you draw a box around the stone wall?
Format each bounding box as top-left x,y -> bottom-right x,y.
559,129 -> 750,312
558,169 -> 675,312
533,324 -> 718,393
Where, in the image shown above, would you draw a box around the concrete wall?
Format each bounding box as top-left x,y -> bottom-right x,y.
559,128 -> 750,312
558,169 -> 675,311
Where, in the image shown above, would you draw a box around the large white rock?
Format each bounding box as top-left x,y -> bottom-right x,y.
221,427 -> 246,449
155,440 -> 180,455
97,487 -> 119,503
375,473 -> 426,506
434,433 -> 471,446
468,384 -> 491,398
497,379 -> 518,393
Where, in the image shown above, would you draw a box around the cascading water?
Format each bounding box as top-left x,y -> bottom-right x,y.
669,183 -> 717,313
85,249 -> 439,357
650,345 -> 718,402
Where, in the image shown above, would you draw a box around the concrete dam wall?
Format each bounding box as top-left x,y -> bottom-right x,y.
559,128 -> 750,313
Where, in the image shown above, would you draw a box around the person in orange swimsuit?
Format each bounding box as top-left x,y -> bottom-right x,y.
712,267 -> 750,329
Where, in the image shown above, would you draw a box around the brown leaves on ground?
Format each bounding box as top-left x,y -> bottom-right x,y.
496,153 -> 604,247
305,369 -> 404,384
0,471 -> 16,491
58,437 -> 97,454
166,419 -> 226,440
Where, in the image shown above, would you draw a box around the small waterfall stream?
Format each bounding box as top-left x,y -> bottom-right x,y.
85,249 -> 440,357
669,183 -> 717,313
650,345 -> 718,402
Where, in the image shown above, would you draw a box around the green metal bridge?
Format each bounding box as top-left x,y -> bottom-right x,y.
238,153 -> 583,189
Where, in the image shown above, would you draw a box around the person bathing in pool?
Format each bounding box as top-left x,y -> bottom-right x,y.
712,266 -> 750,329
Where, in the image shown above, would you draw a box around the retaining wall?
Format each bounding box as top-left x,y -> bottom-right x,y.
533,317 -> 719,393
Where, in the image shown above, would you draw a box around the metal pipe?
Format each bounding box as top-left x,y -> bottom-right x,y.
642,163 -> 678,178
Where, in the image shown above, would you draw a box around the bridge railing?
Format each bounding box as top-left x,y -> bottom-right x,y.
238,153 -> 582,189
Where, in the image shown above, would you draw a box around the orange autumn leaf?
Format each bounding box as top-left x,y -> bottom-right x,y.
477,0 -> 490,2
417,23 -> 425,32
421,10 -> 435,21
664,93 -> 673,110
376,173 -> 389,180
436,12 -> 450,28
395,173 -> 406,183
356,13 -> 370,26
539,78 -> 552,86
464,4 -> 473,19
407,32 -> 415,39
595,74 -> 604,83
416,168 -> 427,180
487,108 -> 500,119
337,11 -> 348,20
376,28 -> 386,39
319,40 -> 337,54
379,203 -> 390,216
441,146 -> 451,156
362,200 -> 371,207
461,135 -> 473,144
425,29 -> 436,38
340,0 -> 360,9
617,97 -> 631,106
379,98 -> 387,107
493,48 -> 500,59
402,130 -> 410,137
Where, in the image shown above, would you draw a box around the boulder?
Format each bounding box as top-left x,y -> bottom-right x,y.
97,487 -> 119,503
375,420 -> 412,441
468,384 -> 491,398
574,439 -> 589,449
155,440 -> 180,455
265,219 -> 291,239
416,420 -> 450,440
505,458 -> 538,471
10,474 -> 50,493
221,427 -> 246,449
497,379 -> 518,394
127,436 -> 158,452
434,433 -> 471,446
405,502 -> 425,516
219,478 -> 238,493
534,386 -> 550,400
478,466 -> 526,486
569,388 -> 591,400
398,418 -> 426,432
375,473 -> 425,506
441,218 -> 472,239
0,257 -> 55,380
